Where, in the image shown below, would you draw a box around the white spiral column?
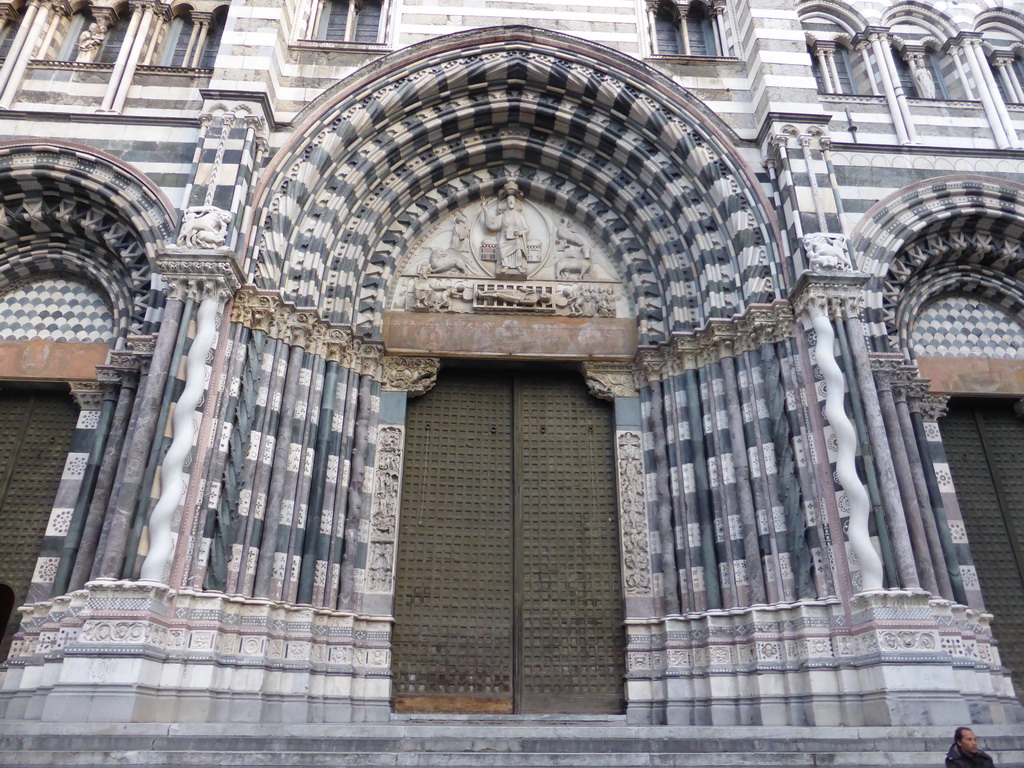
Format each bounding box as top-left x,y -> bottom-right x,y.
792,253 -> 884,592
140,254 -> 239,584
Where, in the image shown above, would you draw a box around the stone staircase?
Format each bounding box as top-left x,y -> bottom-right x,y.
2,720 -> 1024,767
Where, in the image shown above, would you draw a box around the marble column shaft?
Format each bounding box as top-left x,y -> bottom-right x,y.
719,354 -> 767,605
254,341 -> 307,599
326,366 -> 362,609
71,374 -> 139,590
894,387 -> 953,600
337,374 -> 378,612
97,297 -> 185,579
843,325 -> 919,590
235,335 -> 288,596
645,383 -> 681,613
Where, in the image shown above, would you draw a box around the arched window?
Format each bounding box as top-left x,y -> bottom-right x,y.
924,49 -> 949,99
96,10 -> 128,64
197,6 -> 226,68
686,1 -> 716,57
353,0 -> 381,43
0,6 -> 24,59
316,0 -> 382,44
161,11 -> 195,67
894,47 -> 917,97
318,0 -> 349,41
834,45 -> 857,94
58,10 -> 92,61
654,3 -> 683,55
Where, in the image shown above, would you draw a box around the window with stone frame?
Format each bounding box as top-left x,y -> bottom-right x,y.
95,9 -> 128,64
197,6 -> 226,67
161,10 -> 195,66
57,9 -> 92,61
653,1 -> 683,55
685,0 -> 716,56
0,4 -> 24,59
316,0 -> 383,44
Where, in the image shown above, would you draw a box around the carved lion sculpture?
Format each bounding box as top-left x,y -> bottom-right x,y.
177,206 -> 232,249
425,246 -> 469,275
803,232 -> 852,272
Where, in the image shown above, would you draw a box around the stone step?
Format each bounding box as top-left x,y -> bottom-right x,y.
2,724 -> 1023,768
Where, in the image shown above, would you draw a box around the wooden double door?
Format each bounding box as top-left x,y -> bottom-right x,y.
392,368 -> 625,714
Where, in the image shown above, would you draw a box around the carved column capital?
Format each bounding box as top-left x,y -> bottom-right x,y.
378,356 -> 440,396
230,287 -> 285,333
869,354 -> 905,392
96,348 -> 144,390
157,252 -> 241,303
583,362 -> 639,400
790,269 -> 868,322
636,348 -> 674,383
69,381 -> 105,411
905,377 -> 933,413
921,394 -> 950,422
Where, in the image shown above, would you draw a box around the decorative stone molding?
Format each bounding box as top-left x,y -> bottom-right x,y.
69,381 -> 105,411
379,356 -> 440,396
616,431 -> 652,597
365,426 -> 404,593
583,361 -> 639,400
157,252 -> 242,303
4,580 -> 393,723
789,270 -> 868,321
230,287 -> 430,387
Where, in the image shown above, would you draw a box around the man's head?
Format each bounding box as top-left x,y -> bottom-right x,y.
955,727 -> 978,755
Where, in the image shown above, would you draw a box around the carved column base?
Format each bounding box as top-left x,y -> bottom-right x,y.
0,581 -> 391,724
629,594 -> 1021,727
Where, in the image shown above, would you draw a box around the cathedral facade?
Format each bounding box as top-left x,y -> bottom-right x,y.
0,0 -> 1022,731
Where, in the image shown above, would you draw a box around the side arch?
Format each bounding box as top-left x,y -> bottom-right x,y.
848,174 -> 1024,353
0,140 -> 177,343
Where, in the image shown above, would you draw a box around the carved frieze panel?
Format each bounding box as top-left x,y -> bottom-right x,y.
389,184 -> 627,319
616,430 -> 652,597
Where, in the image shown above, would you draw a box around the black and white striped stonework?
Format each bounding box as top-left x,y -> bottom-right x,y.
249,28 -> 779,344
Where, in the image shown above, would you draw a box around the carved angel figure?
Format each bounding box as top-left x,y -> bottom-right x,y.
177,206 -> 232,249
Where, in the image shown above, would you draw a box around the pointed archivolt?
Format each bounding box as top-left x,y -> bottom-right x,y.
247,27 -> 781,344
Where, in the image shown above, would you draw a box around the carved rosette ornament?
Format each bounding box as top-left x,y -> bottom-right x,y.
583,362 -> 639,400
616,431 -> 652,597
366,426 -> 404,593
380,356 -> 440,396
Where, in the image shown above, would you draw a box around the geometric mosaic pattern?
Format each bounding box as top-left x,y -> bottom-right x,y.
911,295 -> 1024,359
0,277 -> 115,344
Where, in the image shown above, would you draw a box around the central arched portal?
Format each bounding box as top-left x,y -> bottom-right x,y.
392,367 -> 625,714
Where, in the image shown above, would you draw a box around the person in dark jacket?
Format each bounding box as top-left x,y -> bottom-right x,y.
946,727 -> 996,768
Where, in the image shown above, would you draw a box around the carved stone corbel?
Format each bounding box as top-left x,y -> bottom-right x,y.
379,356 -> 440,396
583,361 -> 639,400
69,381 -> 105,411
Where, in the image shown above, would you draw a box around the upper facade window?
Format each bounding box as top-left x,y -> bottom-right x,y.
313,0 -> 384,44
648,0 -> 730,57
